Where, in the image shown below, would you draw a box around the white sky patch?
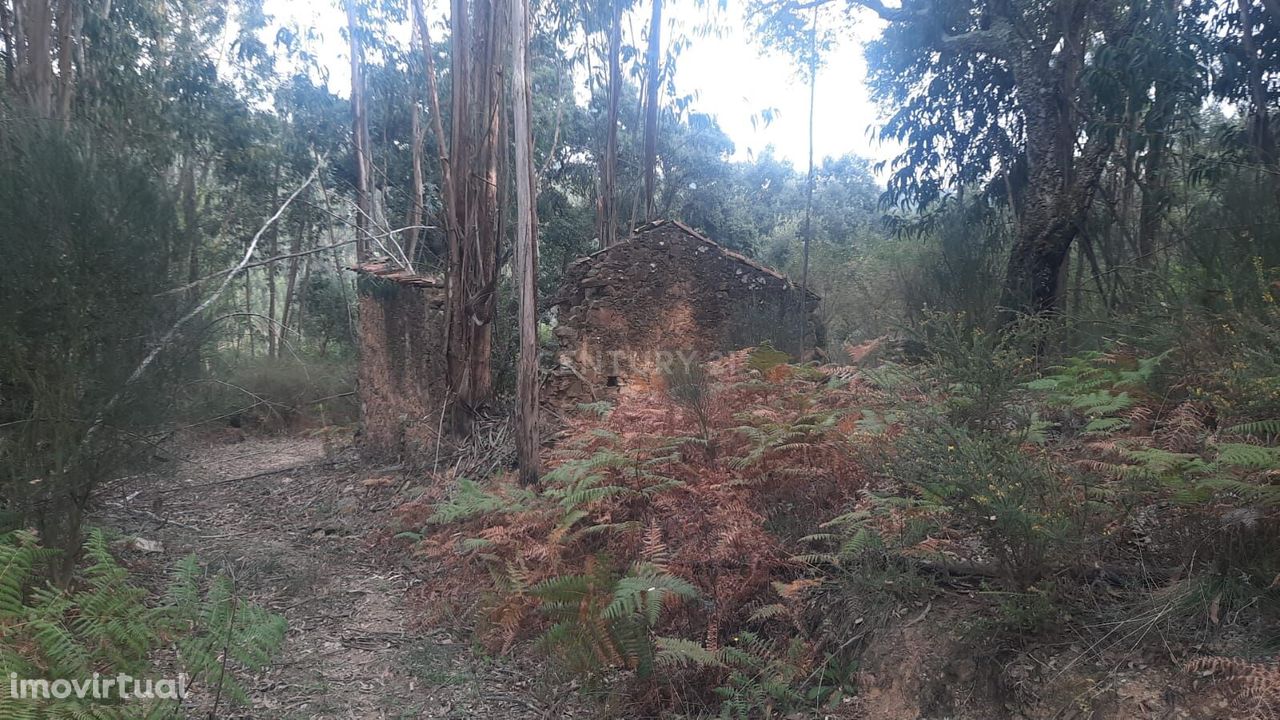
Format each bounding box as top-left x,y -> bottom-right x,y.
667,1 -> 897,167
262,0 -> 900,170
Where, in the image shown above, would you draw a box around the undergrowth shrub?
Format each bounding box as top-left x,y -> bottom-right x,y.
663,359 -> 716,455
186,353 -> 356,433
910,311 -> 1048,429
399,350 -> 870,716
1022,344 -> 1280,653
896,424 -> 1109,589
0,529 -> 286,718
0,125 -> 186,578
402,327 -> 1279,714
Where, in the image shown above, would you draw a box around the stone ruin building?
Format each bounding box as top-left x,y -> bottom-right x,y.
350,259 -> 447,458
350,221 -> 821,456
547,220 -> 821,404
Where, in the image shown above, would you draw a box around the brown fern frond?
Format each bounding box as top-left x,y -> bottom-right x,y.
1185,656 -> 1280,720
641,522 -> 670,572
1156,402 -> 1209,453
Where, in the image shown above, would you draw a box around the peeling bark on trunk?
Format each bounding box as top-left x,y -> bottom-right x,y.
510,0 -> 539,485
441,0 -> 506,429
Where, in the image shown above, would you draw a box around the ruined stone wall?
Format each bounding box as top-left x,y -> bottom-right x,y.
355,279 -> 447,458
550,224 -> 820,403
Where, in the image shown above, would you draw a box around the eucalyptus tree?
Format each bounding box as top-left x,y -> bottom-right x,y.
754,0 -> 1198,317
511,0 -> 539,485
346,0 -> 374,262
410,0 -> 508,427
1211,0 -> 1280,206
641,0 -> 663,220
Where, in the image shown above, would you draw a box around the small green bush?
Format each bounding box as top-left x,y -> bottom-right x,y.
895,424 -> 1108,589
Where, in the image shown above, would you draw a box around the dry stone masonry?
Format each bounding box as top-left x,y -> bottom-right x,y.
548,220 -> 821,404
351,259 -> 448,458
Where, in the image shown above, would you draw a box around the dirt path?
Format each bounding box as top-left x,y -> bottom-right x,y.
95,436 -> 576,719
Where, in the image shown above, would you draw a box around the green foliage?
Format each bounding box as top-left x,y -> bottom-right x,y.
972,584 -> 1064,641
715,631 -> 853,719
664,359 -> 716,452
163,556 -> 287,706
0,530 -> 285,718
896,422 -> 1108,589
911,311 -> 1046,429
746,344 -> 791,374
426,478 -> 537,525
729,407 -> 847,475
530,555 -> 697,681
1028,350 -> 1168,434
0,124 -> 184,569
575,401 -> 615,419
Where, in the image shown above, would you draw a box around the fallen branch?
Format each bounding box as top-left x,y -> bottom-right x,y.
82,158 -> 326,449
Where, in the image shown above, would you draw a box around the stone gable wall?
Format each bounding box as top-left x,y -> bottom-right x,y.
549,224 -> 820,403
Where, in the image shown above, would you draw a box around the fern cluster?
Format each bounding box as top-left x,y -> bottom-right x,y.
527,555 -> 697,681
407,348 -> 876,716
0,529 -> 285,719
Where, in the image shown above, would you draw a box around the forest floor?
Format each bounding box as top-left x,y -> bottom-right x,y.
93,435 -> 582,720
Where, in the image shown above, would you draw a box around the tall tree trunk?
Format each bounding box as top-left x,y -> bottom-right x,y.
444,0 -> 505,427
598,0 -> 621,248
346,0 -> 372,262
281,212 -> 306,338
1137,98 -> 1169,275
510,0 -> 539,485
406,95 -> 425,267
1,0 -> 15,90
53,0 -> 76,122
181,157 -> 204,306
12,0 -> 55,116
641,0 -> 662,221
999,41 -> 1113,318
296,255 -> 312,347
245,272 -> 256,357
798,6 -> 817,357
266,258 -> 278,357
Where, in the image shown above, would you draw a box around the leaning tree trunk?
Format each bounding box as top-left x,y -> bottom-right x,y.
999,40 -> 1113,319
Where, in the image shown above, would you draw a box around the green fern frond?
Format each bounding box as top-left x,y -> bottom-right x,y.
1224,419 -> 1280,438
1214,442 -> 1280,469
655,637 -> 723,669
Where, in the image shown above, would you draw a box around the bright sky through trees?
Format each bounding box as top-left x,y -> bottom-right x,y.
263,0 -> 897,168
